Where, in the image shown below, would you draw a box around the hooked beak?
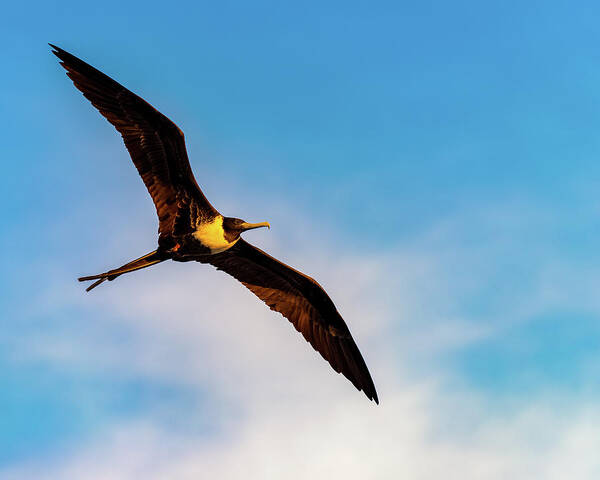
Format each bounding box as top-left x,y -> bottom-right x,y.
240,221 -> 270,231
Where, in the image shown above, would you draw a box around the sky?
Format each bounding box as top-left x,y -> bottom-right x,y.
2,0 -> 600,478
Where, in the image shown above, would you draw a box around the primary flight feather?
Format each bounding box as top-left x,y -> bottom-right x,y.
51,44 -> 378,404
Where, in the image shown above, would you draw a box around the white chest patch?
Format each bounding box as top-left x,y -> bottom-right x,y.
192,216 -> 238,254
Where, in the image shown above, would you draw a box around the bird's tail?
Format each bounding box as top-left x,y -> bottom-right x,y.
78,250 -> 164,292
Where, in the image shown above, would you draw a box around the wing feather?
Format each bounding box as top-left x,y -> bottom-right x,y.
203,239 -> 378,403
51,44 -> 217,234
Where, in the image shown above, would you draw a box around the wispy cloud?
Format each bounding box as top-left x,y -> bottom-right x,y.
3,196 -> 600,478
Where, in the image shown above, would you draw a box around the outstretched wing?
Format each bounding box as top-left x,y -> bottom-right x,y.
203,239 -> 379,403
51,44 -> 218,235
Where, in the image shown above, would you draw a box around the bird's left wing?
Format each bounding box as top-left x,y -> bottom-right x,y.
201,239 -> 379,403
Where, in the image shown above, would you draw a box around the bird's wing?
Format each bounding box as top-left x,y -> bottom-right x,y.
201,239 -> 379,403
51,44 -> 217,235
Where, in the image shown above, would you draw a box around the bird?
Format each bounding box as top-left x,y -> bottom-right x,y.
50,44 -> 378,404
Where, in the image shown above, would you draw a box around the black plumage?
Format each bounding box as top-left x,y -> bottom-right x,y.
51,44 -> 378,404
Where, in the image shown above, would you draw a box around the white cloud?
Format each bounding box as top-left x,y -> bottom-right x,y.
4,377 -> 600,479
4,198 -> 600,479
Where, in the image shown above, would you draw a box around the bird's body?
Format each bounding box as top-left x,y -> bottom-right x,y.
51,44 -> 378,403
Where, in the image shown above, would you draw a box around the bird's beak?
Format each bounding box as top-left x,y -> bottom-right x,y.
240,221 -> 270,231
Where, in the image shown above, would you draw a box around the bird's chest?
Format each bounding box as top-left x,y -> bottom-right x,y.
191,217 -> 237,254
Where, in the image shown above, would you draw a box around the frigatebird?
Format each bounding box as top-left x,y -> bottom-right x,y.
51,44 -> 378,404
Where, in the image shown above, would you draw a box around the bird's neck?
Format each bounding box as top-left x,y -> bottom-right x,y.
192,216 -> 238,254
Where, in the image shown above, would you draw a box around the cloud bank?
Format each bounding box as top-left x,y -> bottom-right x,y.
3,199 -> 600,479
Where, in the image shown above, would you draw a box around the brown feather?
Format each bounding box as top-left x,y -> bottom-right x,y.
201,239 -> 379,403
50,44 -> 218,235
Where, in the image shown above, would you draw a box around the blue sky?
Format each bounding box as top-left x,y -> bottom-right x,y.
2,1 -> 600,478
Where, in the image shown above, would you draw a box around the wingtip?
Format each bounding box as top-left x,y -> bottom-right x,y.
365,387 -> 379,405
49,43 -> 65,62
49,44 -> 72,62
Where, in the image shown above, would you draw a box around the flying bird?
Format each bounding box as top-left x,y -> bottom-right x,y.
51,44 -> 378,404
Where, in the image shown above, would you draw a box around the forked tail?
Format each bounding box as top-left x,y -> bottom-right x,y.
78,250 -> 164,292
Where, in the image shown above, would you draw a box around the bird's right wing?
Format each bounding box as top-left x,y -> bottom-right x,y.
202,239 -> 379,403
51,44 -> 218,235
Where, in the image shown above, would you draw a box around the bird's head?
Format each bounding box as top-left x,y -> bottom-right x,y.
222,216 -> 270,242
